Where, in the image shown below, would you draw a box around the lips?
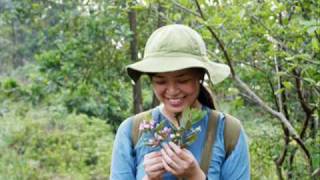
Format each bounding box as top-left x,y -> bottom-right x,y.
167,97 -> 185,107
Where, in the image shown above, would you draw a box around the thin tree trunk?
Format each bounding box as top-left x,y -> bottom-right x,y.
128,5 -> 143,113
9,0 -> 22,68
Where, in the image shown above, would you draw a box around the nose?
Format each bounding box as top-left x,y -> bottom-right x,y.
166,82 -> 180,95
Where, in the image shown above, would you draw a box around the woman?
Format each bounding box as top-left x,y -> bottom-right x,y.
110,24 -> 250,180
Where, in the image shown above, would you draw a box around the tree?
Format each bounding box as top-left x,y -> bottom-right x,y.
128,1 -> 143,113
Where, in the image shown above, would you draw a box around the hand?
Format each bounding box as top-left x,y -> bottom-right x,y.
161,142 -> 205,180
143,151 -> 166,180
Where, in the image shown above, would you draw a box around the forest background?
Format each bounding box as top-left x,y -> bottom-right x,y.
0,0 -> 319,179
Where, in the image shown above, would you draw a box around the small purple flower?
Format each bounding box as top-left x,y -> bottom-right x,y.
139,122 -> 145,131
155,133 -> 163,140
150,120 -> 156,128
144,123 -> 150,129
162,127 -> 171,133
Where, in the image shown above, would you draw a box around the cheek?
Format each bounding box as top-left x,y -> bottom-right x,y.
152,85 -> 165,97
181,82 -> 200,95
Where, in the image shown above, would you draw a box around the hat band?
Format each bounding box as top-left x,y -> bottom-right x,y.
144,52 -> 207,62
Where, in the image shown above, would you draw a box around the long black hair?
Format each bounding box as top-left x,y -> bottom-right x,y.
194,68 -> 216,110
198,83 -> 216,110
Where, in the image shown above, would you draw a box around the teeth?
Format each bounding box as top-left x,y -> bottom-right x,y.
169,98 -> 182,105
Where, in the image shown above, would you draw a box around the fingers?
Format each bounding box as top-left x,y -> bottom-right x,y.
161,157 -> 176,175
144,151 -> 165,179
144,151 -> 162,165
146,167 -> 166,179
145,151 -> 162,158
161,143 -> 184,168
161,142 -> 188,175
143,142 -> 198,178
161,142 -> 199,177
146,162 -> 164,172
161,148 -> 179,171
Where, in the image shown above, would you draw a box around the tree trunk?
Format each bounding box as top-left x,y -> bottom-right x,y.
128,5 -> 143,114
9,0 -> 23,68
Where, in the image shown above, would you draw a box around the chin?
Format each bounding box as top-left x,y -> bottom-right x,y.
166,104 -> 189,113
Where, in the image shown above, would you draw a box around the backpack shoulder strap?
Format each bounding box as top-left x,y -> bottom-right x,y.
224,113 -> 242,158
200,110 -> 242,174
200,110 -> 219,174
131,109 -> 153,147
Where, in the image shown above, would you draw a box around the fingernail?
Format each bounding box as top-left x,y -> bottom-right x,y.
160,149 -> 165,154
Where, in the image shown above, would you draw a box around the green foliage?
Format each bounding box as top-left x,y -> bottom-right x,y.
222,100 -> 320,179
180,107 -> 205,129
0,102 -> 113,179
0,77 -> 28,101
1,0 -> 135,129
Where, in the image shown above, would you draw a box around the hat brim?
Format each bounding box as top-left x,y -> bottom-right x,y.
126,56 -> 230,84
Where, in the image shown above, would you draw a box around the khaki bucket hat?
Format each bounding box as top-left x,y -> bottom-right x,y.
126,24 -> 230,84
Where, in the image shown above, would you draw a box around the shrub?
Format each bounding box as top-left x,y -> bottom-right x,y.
0,104 -> 114,179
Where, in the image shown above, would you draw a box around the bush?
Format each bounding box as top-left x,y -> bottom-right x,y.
0,104 -> 114,179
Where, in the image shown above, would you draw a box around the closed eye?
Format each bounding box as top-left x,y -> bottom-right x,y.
178,79 -> 191,84
153,80 -> 166,85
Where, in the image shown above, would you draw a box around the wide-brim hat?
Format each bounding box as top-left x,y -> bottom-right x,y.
126,24 -> 230,84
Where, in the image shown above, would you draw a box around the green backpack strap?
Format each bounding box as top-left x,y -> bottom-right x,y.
224,113 -> 242,158
131,110 -> 153,147
200,110 -> 242,174
200,110 -> 219,174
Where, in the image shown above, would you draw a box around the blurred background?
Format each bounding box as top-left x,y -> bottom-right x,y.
0,0 -> 319,179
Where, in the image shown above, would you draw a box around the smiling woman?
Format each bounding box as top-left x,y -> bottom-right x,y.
110,24 -> 250,180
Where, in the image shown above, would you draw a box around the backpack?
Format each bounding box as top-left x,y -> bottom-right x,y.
131,109 -> 241,174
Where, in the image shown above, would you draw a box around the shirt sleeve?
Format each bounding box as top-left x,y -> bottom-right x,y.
110,118 -> 136,180
220,128 -> 250,180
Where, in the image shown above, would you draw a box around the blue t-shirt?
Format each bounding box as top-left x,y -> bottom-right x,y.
110,106 -> 250,180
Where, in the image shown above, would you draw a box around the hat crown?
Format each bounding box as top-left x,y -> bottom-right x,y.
144,24 -> 207,58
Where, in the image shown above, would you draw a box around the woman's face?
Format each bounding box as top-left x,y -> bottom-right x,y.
151,69 -> 202,115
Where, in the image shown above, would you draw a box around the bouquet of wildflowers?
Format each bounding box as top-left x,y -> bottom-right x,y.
139,108 -> 205,148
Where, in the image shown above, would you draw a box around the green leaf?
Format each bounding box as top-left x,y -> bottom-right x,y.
145,113 -> 152,122
185,133 -> 197,145
185,119 -> 192,130
180,107 -> 205,128
304,78 -> 316,84
312,37 -> 319,51
307,26 -> 318,34
180,107 -> 191,127
275,88 -> 285,95
282,81 -> 293,90
130,5 -> 145,11
239,9 -> 246,19
155,121 -> 165,132
191,109 -> 205,124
